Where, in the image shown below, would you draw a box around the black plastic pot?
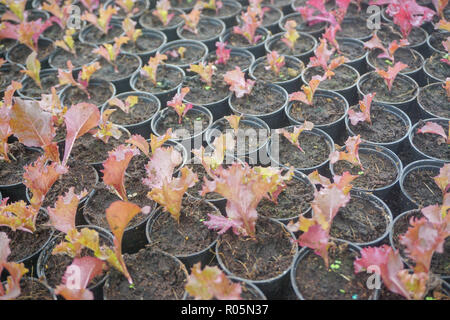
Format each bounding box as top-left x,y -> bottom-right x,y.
0,277 -> 57,300
417,83 -> 450,120
176,17 -> 226,51
130,64 -> 185,108
366,48 -> 425,87
408,118 -> 449,163
59,78 -> 117,107
285,89 -> 349,142
423,55 -> 448,84
290,239 -> 379,300
279,12 -> 326,39
146,201 -> 220,270
207,47 -> 255,74
215,217 -> 298,299
264,31 -> 317,65
249,55 -> 304,94
78,21 -> 123,46
337,38 -> 368,74
219,27 -> 270,59
330,143 -> 403,200
267,126 -> 335,176
157,39 -> 209,75
120,29 -> 167,63
5,37 -> 54,69
48,42 -> 99,73
106,0 -> 149,21
264,0 -> 292,15
357,71 -> 419,121
204,0 -> 242,28
376,26 -> 429,58
0,62 -> 23,98
100,53 -> 142,94
345,103 -> 412,153
302,64 -> 360,106
399,160 -> 444,211
426,31 -> 449,57
101,91 -> 161,138
139,8 -> 185,42
36,225 -> 114,300
229,82 -> 288,129
205,115 -> 270,165
336,17 -> 372,42
17,68 -> 64,100
151,105 -> 213,155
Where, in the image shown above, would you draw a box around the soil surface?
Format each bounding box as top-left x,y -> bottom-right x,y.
7,41 -> 54,65
134,64 -> 183,94
122,33 -> 164,54
217,217 -> 296,281
333,149 -> 398,191
183,76 -> 230,104
14,278 -> 55,300
19,72 -> 60,99
337,17 -> 372,39
50,43 -> 98,70
336,40 -> 366,61
230,81 -> 286,115
359,72 -> 418,103
206,52 -> 253,74
202,1 -> 240,18
289,94 -> 346,125
170,0 -> 195,9
424,53 -> 450,82
43,23 -> 64,41
331,195 -> 390,244
154,107 -> 210,139
252,58 -> 303,83
139,9 -> 183,29
106,95 -> 159,125
402,167 -> 443,207
276,132 -> 331,169
376,24 -> 426,47
417,83 -> 450,119
295,242 -> 376,300
62,81 -> 115,106
226,30 -> 266,48
268,35 -> 316,57
104,247 -> 187,300
163,43 -> 206,66
178,18 -> 224,41
81,24 -> 124,45
368,48 -> 423,73
280,14 -> 326,34
148,198 -> 217,256
0,142 -> 40,185
95,54 -> 140,81
429,32 -> 449,53
0,39 -> 17,56
112,0 -> 147,18
303,65 -> 358,91
348,104 -> 409,144
0,64 -> 23,92
412,120 -> 450,161
187,163 -> 223,200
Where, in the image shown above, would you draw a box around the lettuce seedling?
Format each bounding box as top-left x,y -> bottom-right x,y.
223,67 -> 255,98
152,0 -> 175,26
55,256 -> 105,300
214,41 -> 231,65
417,120 -> 450,145
20,52 -> 41,89
122,16 -> 142,43
167,87 -> 193,124
0,232 -> 29,300
364,33 -> 409,62
329,135 -> 363,169
140,53 -> 167,86
202,163 -> 292,237
55,28 -> 77,56
81,5 -> 118,34
0,19 -> 54,52
308,38 -> 348,79
39,86 -> 68,127
91,109 -> 123,143
297,0 -> 337,26
126,128 -> 173,158
185,263 -> 242,300
247,0 -> 270,21
323,25 -> 341,53
282,20 -> 300,50
0,199 -> 39,233
200,0 -> 223,13
116,0 -> 139,15
101,144 -> 140,201
0,81 -> 21,161
348,93 -> 376,126
289,75 -> 323,105
80,0 -> 100,13
432,0 -> 448,18
265,51 -> 285,76
192,132 -> 234,176
233,9 -> 262,45
108,95 -> 138,114
166,46 -> 186,59
93,36 -> 129,72
42,0 -> 75,30
444,77 -> 450,98
436,18 -> 450,31
275,121 -> 314,153
58,61 -> 101,98
180,2 -> 202,34
188,62 -> 215,87
376,61 -> 408,91
1,0 -> 27,22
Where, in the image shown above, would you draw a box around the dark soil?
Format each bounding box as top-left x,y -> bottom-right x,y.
178,18 -> 224,41
337,17 -> 372,39
183,76 -> 230,104
106,96 -> 159,125
95,54 -> 140,81
217,217 -> 296,281
0,212 -> 52,262
348,104 -> 409,144
187,163 -> 223,200
7,41 -> 54,65
81,24 -> 124,45
333,149 -> 398,190
392,210 -> 450,278
331,195 -> 390,244
14,278 -> 54,300
122,33 -> 164,54
368,48 -> 423,73
336,40 -> 366,61
252,57 -> 303,83
163,43 -> 206,66
50,43 -> 98,70
289,94 -> 346,125
359,72 -> 418,103
147,198 -> 217,256
43,23 -> 64,41
41,160 -> 97,208
304,65 -> 358,91
62,81 -> 115,106
104,247 -> 187,300
258,175 -> 314,219
227,30 -> 267,48
112,0 -> 147,18
154,107 -> 210,139
19,72 -> 60,99
134,64 -> 183,94
295,242 -> 375,300
230,81 -> 286,115
170,0 -> 195,10
429,31 -> 449,53
0,39 -> 17,56
0,142 -> 40,185
412,120 -> 450,161
206,52 -> 253,74
376,24 -> 427,48
202,1 -> 240,18
276,132 -> 331,169
260,6 -> 282,27
418,83 -> 450,119
424,53 -> 450,82
280,14 -> 326,34
0,64 -> 24,92
268,35 -> 316,57
402,168 -> 443,208
139,9 -> 183,29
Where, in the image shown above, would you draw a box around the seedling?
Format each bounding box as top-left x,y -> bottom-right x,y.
122,16 -> 142,43
282,20 -> 300,51
188,62 -> 215,87
93,36 -> 129,72
200,0 -> 223,13
0,19 -> 54,52
417,120 -> 450,145
108,95 -> 139,114
364,34 -> 409,63
289,75 -> 323,105
140,53 -> 167,86
180,2 -> 202,34
275,121 -> 314,152
323,25 -> 341,53
308,38 -> 348,79
116,0 -> 139,15
54,28 -> 77,56
233,8 -> 262,45
167,87 -> 193,124
347,93 -> 376,126
42,0 -> 75,30
223,67 -> 255,98
81,5 -> 118,34
152,0 -> 175,26
265,51 -> 285,77
58,61 -> 101,98
329,135 -> 364,169
20,52 -> 41,89
214,41 -> 230,65
375,61 -> 408,91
